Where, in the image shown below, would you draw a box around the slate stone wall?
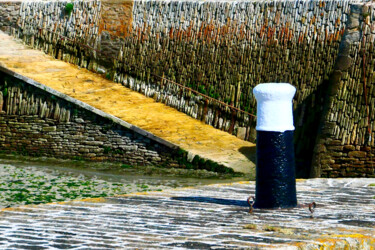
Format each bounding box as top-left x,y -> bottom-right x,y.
0,1 -> 21,33
123,0 -> 351,177
311,3 -> 375,178
11,1 -> 101,71
10,0 -> 352,141
0,0 -> 374,177
122,0 -> 349,140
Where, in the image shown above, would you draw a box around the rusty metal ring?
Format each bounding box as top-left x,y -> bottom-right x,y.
247,196 -> 255,213
308,202 -> 316,214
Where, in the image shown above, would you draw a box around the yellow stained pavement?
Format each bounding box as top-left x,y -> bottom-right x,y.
0,31 -> 255,173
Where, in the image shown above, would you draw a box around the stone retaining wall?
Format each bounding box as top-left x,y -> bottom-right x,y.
0,67 -> 231,173
312,3 -> 375,178
0,0 -> 374,177
0,1 -> 21,33
124,0 -> 353,177
6,0 -> 349,177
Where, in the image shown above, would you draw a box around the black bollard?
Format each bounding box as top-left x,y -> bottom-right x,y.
253,83 -> 297,209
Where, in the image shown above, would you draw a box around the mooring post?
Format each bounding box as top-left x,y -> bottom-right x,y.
253,83 -> 297,209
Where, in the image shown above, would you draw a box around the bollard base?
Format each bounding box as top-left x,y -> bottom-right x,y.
254,130 -> 297,209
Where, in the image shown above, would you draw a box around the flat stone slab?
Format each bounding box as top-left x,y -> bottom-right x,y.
0,178 -> 374,249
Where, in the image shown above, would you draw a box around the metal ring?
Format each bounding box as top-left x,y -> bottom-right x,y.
308,202 -> 316,214
247,196 -> 255,213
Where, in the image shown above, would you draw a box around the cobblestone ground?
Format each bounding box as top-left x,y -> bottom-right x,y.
0,178 -> 374,249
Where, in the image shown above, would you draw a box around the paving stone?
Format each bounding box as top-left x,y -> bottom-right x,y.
0,179 -> 374,249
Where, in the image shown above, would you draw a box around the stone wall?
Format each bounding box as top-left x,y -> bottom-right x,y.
109,0 -> 374,178
123,0 -> 353,177
120,0 -> 349,139
0,0 -> 374,177
0,1 -> 21,33
12,0 -> 101,71
312,3 -> 375,178
0,67 -> 232,173
11,1 -> 353,141
98,0 -> 133,65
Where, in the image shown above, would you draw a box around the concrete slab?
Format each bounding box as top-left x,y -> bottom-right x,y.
0,178 -> 374,249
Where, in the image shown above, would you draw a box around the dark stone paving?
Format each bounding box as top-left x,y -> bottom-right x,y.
0,179 -> 374,249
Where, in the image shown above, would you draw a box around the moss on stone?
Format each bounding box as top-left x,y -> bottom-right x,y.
243,224 -> 257,230
65,3 -> 74,16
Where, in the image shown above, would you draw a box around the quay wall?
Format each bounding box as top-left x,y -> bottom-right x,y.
0,0 -> 374,177
312,3 -> 375,177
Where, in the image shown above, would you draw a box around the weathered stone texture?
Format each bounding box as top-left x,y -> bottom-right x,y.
10,0 -> 352,144
1,0 -> 374,178
98,0 -> 133,65
0,1 -> 21,33
12,0 -> 101,71
122,0 -> 348,142
312,3 -> 375,178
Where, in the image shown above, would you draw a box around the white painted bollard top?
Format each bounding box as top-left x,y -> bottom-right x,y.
253,83 -> 296,132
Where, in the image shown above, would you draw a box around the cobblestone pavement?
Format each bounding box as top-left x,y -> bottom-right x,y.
0,31 -> 255,174
0,178 -> 374,249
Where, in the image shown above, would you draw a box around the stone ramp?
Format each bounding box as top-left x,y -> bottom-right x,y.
0,179 -> 374,249
0,31 -> 255,174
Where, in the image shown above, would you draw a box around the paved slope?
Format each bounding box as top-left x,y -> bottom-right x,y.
0,179 -> 374,249
0,31 -> 255,173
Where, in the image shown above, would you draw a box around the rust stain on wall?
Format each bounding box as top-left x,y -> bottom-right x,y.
99,0 -> 133,38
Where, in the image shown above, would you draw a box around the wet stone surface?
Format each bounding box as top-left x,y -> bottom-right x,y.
0,179 -> 374,249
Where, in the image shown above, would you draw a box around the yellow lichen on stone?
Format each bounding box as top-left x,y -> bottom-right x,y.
243,224 -> 257,230
293,234 -> 375,250
79,197 -> 108,203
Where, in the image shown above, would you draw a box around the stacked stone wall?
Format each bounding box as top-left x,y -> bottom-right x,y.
312,3 -> 375,178
122,0 -> 354,177
11,1 -> 353,140
0,1 -> 21,33
13,0 -> 101,71
8,1 -> 355,177
121,0 -> 349,140
0,0 -> 374,177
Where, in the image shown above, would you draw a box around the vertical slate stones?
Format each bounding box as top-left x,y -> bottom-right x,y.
9,0 -> 352,143
253,83 -> 297,209
5,0 -> 375,177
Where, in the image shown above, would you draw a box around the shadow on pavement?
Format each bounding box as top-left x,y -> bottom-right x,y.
238,146 -> 256,163
171,196 -> 248,207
